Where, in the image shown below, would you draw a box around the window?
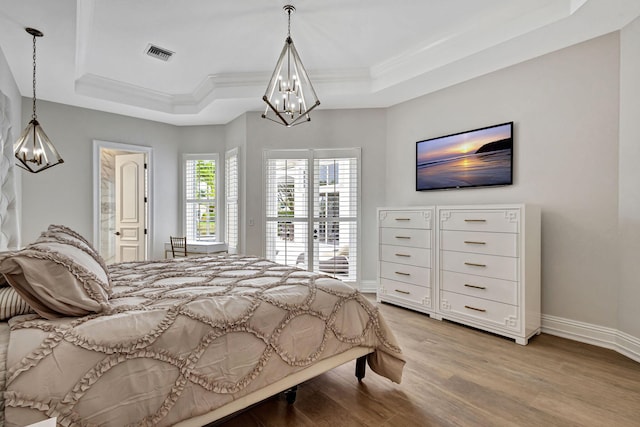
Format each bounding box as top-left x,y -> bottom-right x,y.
318,163 -> 339,185
225,148 -> 239,254
184,154 -> 218,242
264,149 -> 360,282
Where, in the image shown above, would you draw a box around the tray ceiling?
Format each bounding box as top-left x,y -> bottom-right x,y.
0,0 -> 638,125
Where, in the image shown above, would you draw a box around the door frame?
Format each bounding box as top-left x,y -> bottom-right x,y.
92,140 -> 153,261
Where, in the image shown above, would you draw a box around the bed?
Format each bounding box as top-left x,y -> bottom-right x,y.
0,225 -> 405,426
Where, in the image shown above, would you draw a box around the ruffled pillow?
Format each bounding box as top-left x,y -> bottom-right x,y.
40,224 -> 112,295
0,237 -> 111,320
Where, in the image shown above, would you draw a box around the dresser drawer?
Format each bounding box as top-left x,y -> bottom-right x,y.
379,278 -> 432,307
380,245 -> 431,268
440,290 -> 520,331
441,250 -> 518,281
380,228 -> 431,248
441,270 -> 517,305
440,230 -> 518,257
439,209 -> 520,233
380,261 -> 431,287
379,210 -> 432,229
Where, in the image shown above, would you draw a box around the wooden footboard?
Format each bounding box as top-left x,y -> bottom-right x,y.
174,347 -> 373,427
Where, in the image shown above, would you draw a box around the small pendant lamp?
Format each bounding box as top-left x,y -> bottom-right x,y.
262,5 -> 320,127
14,27 -> 64,173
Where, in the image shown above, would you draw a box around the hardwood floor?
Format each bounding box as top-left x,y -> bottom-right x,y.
216,297 -> 640,427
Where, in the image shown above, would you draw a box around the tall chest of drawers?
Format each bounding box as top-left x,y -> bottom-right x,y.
437,205 -> 540,345
377,204 -> 541,345
377,207 -> 435,315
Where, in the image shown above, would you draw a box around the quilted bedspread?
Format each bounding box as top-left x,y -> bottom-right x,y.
3,255 -> 405,426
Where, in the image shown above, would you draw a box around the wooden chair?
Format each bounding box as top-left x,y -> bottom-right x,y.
170,236 -> 187,257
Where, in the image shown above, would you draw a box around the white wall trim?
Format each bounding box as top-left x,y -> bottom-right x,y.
360,286 -> 640,363
542,314 -> 640,364
359,280 -> 377,293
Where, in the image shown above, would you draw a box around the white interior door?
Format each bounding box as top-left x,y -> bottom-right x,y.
115,153 -> 146,262
265,149 -> 360,282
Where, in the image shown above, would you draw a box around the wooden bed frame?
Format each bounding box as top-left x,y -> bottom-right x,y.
174,347 -> 372,427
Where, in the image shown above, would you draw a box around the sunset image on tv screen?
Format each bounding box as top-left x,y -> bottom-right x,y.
416,122 -> 513,191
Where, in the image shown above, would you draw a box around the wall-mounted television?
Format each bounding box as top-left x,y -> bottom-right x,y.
416,121 -> 513,191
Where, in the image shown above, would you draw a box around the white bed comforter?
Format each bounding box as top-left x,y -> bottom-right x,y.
3,255 -> 404,426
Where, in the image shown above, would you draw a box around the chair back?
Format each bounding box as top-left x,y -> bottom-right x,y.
170,236 -> 187,257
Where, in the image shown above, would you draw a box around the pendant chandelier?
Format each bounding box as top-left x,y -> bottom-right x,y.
14,27 -> 63,173
262,5 -> 320,127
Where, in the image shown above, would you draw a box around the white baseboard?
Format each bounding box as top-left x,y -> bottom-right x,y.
360,283 -> 640,363
359,280 -> 377,293
542,314 -> 640,364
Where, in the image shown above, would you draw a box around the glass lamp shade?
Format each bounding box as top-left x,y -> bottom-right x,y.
14,118 -> 64,173
262,36 -> 320,127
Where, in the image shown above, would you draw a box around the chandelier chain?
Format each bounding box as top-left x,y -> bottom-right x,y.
31,32 -> 37,120
283,4 -> 295,38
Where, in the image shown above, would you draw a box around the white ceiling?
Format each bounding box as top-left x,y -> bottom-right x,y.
0,0 -> 639,126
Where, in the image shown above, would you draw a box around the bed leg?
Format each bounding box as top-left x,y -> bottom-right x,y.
355,355 -> 367,382
284,385 -> 298,404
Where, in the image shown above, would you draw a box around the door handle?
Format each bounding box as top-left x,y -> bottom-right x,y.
115,231 -> 121,236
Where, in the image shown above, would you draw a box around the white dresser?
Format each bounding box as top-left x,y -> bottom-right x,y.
377,204 -> 541,345
377,207 -> 435,315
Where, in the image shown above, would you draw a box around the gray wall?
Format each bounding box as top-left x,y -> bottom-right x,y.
9,26 -> 638,342
18,100 -> 225,257
0,47 -> 21,131
619,16 -> 640,339
386,33 -> 621,329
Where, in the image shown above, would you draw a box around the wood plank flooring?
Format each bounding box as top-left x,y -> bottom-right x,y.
216,296 -> 640,427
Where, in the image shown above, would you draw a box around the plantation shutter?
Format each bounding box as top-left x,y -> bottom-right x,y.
312,152 -> 359,281
184,154 -> 217,241
264,154 -> 309,267
225,148 -> 239,254
264,149 -> 360,283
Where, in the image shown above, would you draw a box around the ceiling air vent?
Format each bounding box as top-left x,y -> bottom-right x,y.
145,44 -> 174,62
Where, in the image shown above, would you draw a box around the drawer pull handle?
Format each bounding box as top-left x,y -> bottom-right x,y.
464,305 -> 487,312
395,218 -> 411,221
464,240 -> 486,245
395,271 -> 411,276
395,253 -> 411,257
395,236 -> 411,240
464,262 -> 487,267
464,219 -> 487,223
464,284 -> 487,290
395,289 -> 411,295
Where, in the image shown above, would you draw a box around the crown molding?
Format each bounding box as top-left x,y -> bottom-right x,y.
74,68 -> 372,115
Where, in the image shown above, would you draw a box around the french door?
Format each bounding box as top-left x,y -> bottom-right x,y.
264,149 -> 360,283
